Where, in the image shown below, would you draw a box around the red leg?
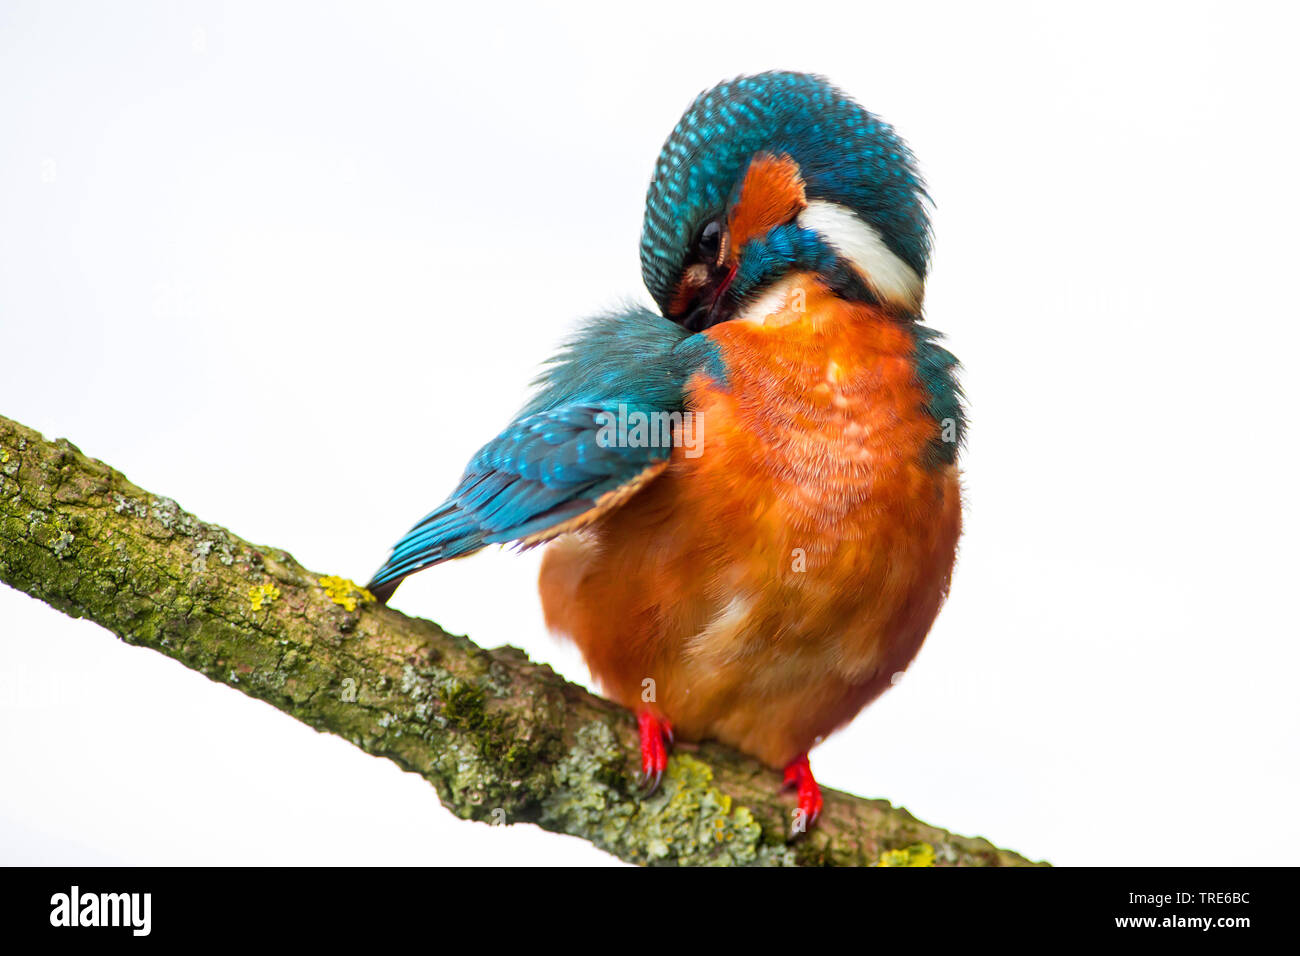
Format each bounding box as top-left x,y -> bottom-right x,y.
637,710 -> 674,795
782,753 -> 823,835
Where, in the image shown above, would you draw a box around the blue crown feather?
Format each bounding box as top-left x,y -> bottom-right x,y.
639,71 -> 931,315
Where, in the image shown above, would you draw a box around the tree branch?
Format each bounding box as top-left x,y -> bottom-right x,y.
0,413 -> 1042,866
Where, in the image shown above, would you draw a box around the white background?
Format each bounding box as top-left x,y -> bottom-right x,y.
2,1 -> 1297,866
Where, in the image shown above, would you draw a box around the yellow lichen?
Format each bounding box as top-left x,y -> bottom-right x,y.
877,842 -> 936,867
319,575 -> 374,611
248,582 -> 281,611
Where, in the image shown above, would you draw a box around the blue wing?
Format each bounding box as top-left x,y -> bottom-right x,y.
366,306 -> 723,603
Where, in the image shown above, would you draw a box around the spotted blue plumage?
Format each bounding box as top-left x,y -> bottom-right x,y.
911,325 -> 965,466
366,308 -> 723,598
721,222 -> 841,309
640,71 -> 931,315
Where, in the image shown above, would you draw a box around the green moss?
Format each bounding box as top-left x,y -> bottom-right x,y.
499,740 -> 534,775
538,721 -> 637,843
538,724 -> 795,867
441,677 -> 488,729
641,754 -> 792,866
51,531 -> 75,558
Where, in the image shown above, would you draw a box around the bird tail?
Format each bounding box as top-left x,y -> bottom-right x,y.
365,500 -> 489,606
367,575 -> 403,606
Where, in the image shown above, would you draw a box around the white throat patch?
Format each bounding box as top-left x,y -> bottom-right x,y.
796,200 -> 923,311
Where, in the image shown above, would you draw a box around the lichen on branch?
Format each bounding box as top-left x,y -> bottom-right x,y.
0,413 -> 1043,867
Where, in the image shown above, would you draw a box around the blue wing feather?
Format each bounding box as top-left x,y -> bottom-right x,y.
366,306 -> 724,602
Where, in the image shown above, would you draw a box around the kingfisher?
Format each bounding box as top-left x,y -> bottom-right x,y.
367,72 -> 964,833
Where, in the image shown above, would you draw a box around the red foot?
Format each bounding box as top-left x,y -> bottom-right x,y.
782,753 -> 823,835
637,711 -> 674,795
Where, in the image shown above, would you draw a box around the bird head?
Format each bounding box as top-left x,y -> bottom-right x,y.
640,72 -> 931,332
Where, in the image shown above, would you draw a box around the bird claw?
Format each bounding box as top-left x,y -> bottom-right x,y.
782,753 -> 823,838
636,711 -> 673,797
638,767 -> 663,796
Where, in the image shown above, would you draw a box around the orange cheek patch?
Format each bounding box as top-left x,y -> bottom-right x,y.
726,153 -> 807,258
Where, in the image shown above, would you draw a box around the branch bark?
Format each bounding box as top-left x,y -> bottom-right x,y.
0,413 -> 1043,866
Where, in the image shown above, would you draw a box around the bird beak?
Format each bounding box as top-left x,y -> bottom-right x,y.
682,261 -> 739,333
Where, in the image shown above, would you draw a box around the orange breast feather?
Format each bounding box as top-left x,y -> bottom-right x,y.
539,275 -> 961,768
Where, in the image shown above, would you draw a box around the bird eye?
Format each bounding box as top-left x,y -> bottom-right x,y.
696,219 -> 722,263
